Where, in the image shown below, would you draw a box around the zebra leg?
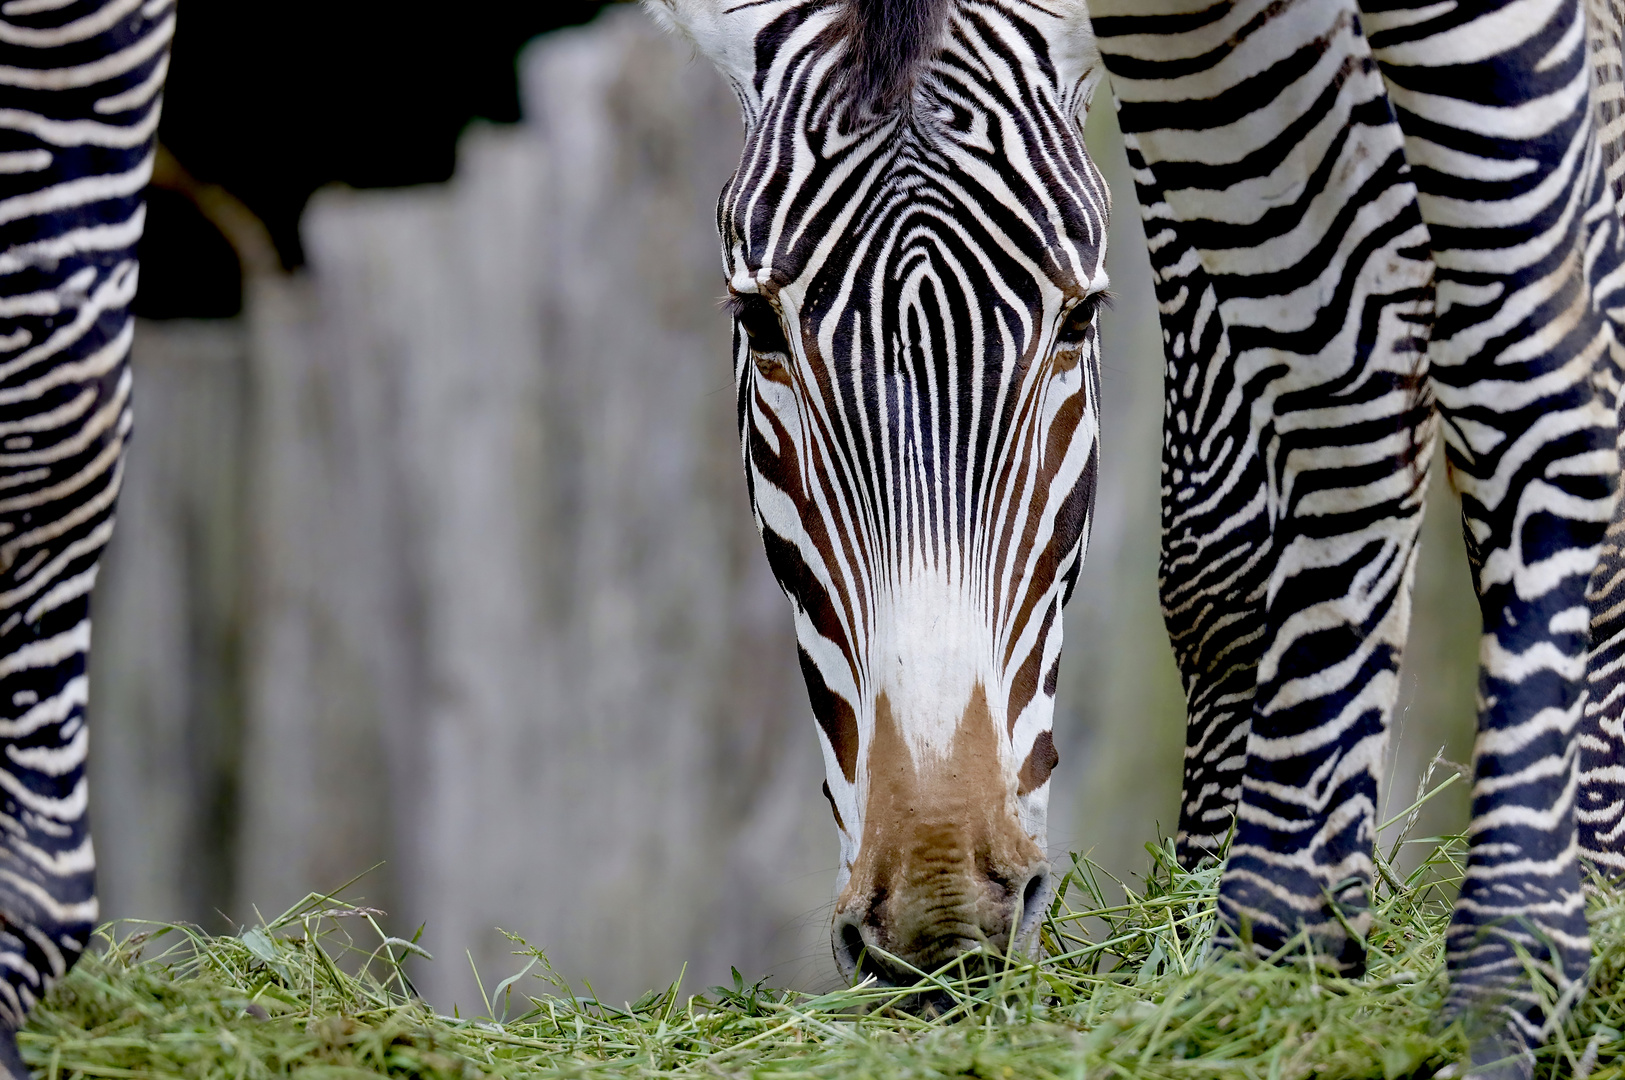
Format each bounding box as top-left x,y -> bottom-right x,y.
1577,0 -> 1625,877
1112,133 -> 1274,869
0,0 -> 170,1068
1581,477 -> 1625,872
1095,0 -> 1436,966
1215,402 -> 1432,978
1362,0 -> 1624,1067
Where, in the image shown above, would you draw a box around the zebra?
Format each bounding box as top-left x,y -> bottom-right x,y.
0,0 -> 1615,1076
0,0 -> 170,1074
648,0 -> 1625,1073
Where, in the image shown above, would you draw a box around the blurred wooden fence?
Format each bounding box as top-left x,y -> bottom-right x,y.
85,8 -> 1481,1012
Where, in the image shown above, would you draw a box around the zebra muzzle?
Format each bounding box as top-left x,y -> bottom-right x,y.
831,687 -> 1049,986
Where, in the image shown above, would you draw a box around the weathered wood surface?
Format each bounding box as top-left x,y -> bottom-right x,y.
90,321 -> 248,931
87,8 -> 1480,1013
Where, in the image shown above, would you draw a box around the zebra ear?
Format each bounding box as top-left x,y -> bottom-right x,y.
1042,1 -> 1106,118
642,0 -> 778,93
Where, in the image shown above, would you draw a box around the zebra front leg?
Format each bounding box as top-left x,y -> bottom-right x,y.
1433,417 -> 1606,1075
0,254 -> 137,1076
1575,0 -> 1625,885
0,338 -> 132,1074
1118,135 -> 1275,869
1435,338 -> 1616,1071
1096,0 -> 1437,965
1360,0 -> 1625,1069
1422,383 -> 1607,1076
1577,0 -> 1625,884
0,0 -> 170,1070
1580,484 -> 1625,872
1214,420 -> 1433,973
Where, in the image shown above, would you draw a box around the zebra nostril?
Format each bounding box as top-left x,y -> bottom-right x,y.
838,921 -> 864,968
832,914 -> 895,985
1014,866 -> 1052,946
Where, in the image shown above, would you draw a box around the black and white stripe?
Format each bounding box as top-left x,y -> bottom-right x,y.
726,0 -> 1104,878
659,0 -> 1625,1069
1096,0 -> 1438,974
0,0 -> 167,1069
652,0 -> 1110,975
1577,0 -> 1625,881
1098,0 -> 1625,1068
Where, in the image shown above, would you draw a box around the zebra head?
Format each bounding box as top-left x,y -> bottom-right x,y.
648,0 -> 1109,983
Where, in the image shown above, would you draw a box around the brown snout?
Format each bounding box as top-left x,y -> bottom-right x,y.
831,687 -> 1050,984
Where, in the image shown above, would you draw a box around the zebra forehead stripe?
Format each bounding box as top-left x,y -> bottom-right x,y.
838,0 -> 954,112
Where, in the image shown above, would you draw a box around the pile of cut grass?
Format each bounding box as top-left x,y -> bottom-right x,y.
22,776 -> 1625,1079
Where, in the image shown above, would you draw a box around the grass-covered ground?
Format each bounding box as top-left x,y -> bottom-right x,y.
24,775 -> 1625,1079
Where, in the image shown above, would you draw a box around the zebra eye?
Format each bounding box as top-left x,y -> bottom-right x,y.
735,293 -> 791,356
1057,295 -> 1101,346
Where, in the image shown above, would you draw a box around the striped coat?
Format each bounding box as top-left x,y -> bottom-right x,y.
0,0 -> 166,1074
654,0 -> 1625,1073
0,1 -> 1620,1078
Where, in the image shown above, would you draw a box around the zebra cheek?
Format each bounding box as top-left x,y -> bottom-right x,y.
1016,729 -> 1060,838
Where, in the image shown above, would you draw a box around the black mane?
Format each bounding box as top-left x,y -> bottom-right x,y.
840,0 -> 951,113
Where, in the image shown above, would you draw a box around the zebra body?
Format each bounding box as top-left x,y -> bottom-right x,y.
0,0 -> 1618,1076
655,0 -> 1625,1071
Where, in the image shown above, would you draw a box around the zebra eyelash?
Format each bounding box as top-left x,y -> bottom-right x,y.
1057,291 -> 1112,345
1077,289 -> 1116,316
723,291 -> 792,356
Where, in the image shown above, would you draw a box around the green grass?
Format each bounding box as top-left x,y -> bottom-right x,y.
23,777 -> 1625,1079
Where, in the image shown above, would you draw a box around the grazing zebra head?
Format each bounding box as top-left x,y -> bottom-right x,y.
648,0 -> 1109,981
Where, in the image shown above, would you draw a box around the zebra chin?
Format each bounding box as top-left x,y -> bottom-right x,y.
829,687 -> 1052,989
